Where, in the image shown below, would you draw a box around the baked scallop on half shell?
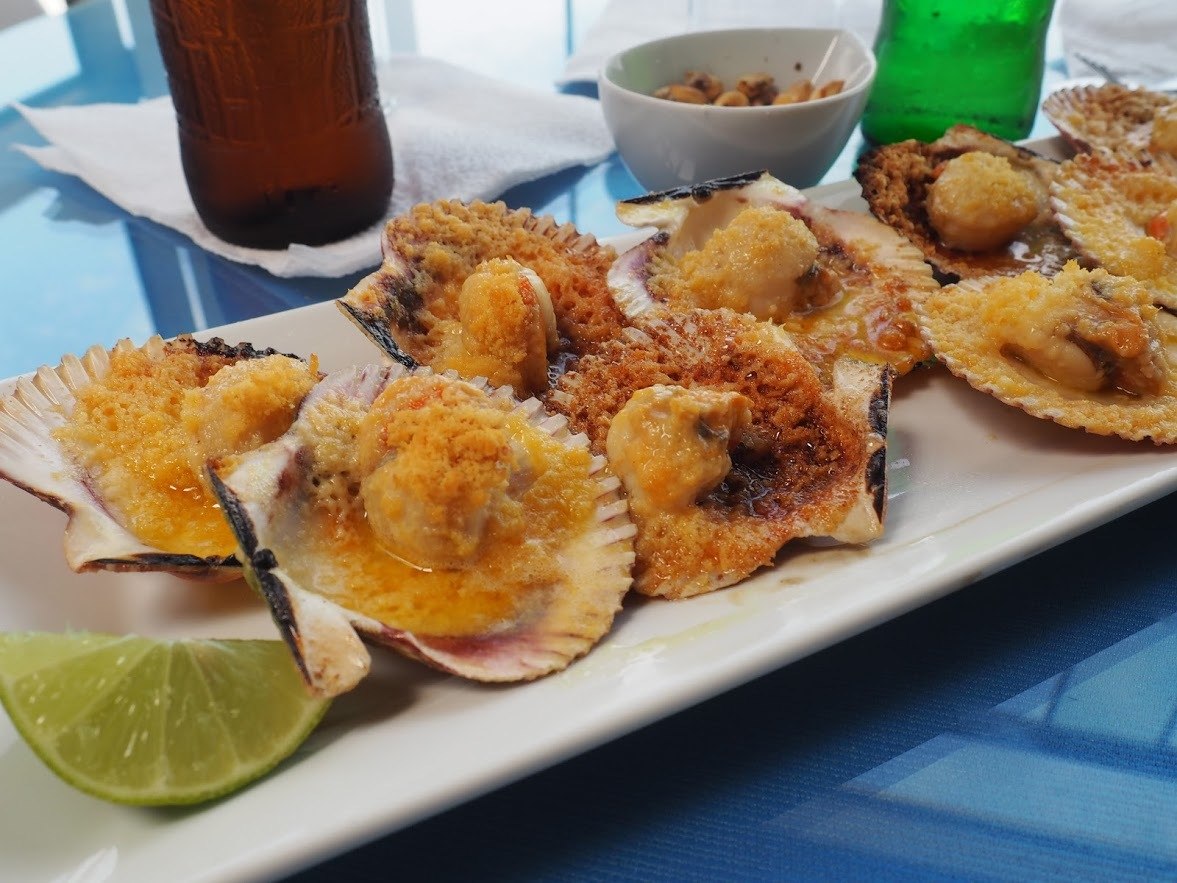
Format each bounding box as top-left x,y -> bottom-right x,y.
336,200 -> 629,398
856,124 -> 1079,281
917,261 -> 1177,444
208,365 -> 636,697
610,170 -> 937,376
546,308 -> 891,599
0,336 -> 317,577
1042,83 -> 1177,160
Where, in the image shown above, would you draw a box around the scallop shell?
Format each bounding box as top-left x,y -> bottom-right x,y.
545,308 -> 890,599
1051,150 -> 1177,310
1042,83 -> 1176,157
0,336 -> 304,576
610,171 -> 938,376
855,124 -> 1080,280
209,364 -> 636,697
916,269 -> 1177,444
337,200 -> 629,381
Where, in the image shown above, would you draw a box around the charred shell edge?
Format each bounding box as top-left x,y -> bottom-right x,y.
619,170 -> 768,207
0,336 -> 257,576
209,465 -> 372,698
336,297 -> 421,370
183,334 -> 304,364
827,358 -> 892,543
615,170 -> 805,233
211,364 -> 637,695
340,202 -> 609,367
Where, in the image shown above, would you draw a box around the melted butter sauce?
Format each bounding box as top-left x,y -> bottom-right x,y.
782,249 -> 925,372
289,507 -> 539,637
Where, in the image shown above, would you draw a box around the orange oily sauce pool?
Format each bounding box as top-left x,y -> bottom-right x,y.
288,412 -> 596,638
782,250 -> 922,370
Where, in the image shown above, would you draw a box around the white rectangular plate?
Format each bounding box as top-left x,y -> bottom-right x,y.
3,168 -> 1176,883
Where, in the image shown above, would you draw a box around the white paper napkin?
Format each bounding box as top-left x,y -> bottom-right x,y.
15,54 -> 615,278
560,0 -> 879,85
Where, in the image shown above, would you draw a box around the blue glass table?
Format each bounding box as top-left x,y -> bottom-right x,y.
1,2 -> 1175,881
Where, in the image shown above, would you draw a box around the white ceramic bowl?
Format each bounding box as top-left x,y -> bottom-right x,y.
599,27 -> 876,191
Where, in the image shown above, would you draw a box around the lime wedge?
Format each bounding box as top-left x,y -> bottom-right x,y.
0,632 -> 330,805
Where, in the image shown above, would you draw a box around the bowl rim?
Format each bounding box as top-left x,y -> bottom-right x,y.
598,26 -> 877,111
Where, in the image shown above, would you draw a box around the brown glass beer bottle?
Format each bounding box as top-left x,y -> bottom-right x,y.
150,0 -> 394,250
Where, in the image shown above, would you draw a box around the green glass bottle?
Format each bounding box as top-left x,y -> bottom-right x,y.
861,0 -> 1056,145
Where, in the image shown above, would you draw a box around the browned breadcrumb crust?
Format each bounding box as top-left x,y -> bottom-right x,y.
546,309 -> 877,598
1043,83 -> 1176,156
345,200 -> 628,371
855,125 -> 1078,280
1051,150 -> 1177,307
